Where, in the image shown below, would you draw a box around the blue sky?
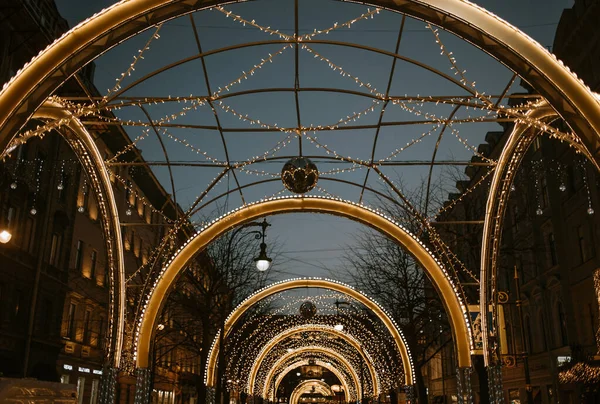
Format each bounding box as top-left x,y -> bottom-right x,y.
55,0 -> 574,279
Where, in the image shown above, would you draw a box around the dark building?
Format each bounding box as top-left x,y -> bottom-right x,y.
0,1 -> 203,403
427,1 -> 600,402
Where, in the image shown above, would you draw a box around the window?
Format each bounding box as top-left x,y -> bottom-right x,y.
577,226 -> 589,263
540,177 -> 549,209
547,232 -> 557,267
83,309 -> 91,344
557,302 -> 568,347
76,377 -> 85,404
90,251 -> 97,280
75,240 -> 84,272
537,311 -> 547,352
98,317 -> 105,349
129,230 -> 135,252
90,379 -> 99,404
67,303 -> 77,339
49,233 -> 62,267
42,298 -> 53,334
22,217 -> 35,253
13,290 -> 24,323
7,206 -> 17,231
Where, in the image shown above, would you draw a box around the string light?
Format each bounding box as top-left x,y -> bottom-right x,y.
103,24 -> 163,102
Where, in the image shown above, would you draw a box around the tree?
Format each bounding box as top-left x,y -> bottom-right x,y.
153,222 -> 281,404
334,179 -> 451,404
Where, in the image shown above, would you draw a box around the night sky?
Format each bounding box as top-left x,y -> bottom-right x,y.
54,0 -> 574,279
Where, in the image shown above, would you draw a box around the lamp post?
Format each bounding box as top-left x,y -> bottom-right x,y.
218,218 -> 273,404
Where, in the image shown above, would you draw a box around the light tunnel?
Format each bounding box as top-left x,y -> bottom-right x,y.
0,0 -> 599,372
272,360 -> 354,402
134,196 -> 480,387
260,346 -> 363,401
245,324 -> 380,397
290,380 -> 334,404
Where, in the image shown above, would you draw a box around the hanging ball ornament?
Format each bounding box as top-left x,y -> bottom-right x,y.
126,208 -> 132,216
559,183 -> 566,192
57,183 -> 64,191
536,208 -> 543,216
78,206 -> 85,213
30,207 -> 37,216
588,207 -> 595,215
299,301 -> 317,319
10,182 -> 17,190
281,157 -> 319,194
510,184 -> 516,192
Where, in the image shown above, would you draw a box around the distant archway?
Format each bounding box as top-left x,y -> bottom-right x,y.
261,346 -> 361,401
135,196 -> 475,387
272,360 -> 353,402
290,380 -> 333,404
246,325 -> 380,395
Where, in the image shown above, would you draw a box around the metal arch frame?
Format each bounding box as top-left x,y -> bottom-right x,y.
246,325 -> 381,396
289,379 -> 334,404
479,103 -> 559,365
260,346 -> 362,400
135,197 -> 475,387
266,355 -> 357,401
1,0 -> 599,162
2,0 -> 600,372
272,360 -> 354,401
33,100 -> 125,367
207,272 -> 410,388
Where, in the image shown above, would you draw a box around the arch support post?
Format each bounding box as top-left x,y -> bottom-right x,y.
134,368 -> 153,404
206,386 -> 216,404
456,367 -> 473,404
98,366 -> 119,404
486,365 -> 505,404
403,385 -> 414,403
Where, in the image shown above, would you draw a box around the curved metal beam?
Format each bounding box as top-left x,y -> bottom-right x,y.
34,100 -> 125,367
272,360 -> 353,402
136,196 -> 475,385
289,379 -> 333,404
246,325 -> 380,396
260,346 -> 362,400
479,104 -> 557,365
1,0 -> 599,168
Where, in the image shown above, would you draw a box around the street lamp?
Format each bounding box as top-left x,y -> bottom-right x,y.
218,218 -> 273,404
253,218 -> 272,271
254,241 -> 272,272
0,229 -> 12,244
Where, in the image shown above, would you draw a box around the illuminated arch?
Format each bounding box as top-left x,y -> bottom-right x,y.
33,100 -> 125,366
261,346 -> 362,401
272,360 -> 353,402
1,0 -> 600,166
247,325 -> 379,396
290,380 -> 333,404
479,103 -> 558,363
3,0 -> 600,374
136,197 -> 473,384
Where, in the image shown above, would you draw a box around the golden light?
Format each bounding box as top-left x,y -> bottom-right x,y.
0,230 -> 12,244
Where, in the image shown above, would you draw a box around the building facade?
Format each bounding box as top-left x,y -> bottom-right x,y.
0,1 -> 205,403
